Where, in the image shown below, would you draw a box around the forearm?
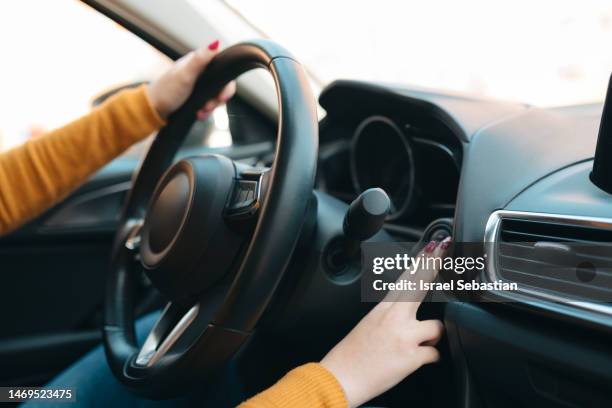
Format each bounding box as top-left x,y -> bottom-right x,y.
239,363 -> 347,408
0,85 -> 165,235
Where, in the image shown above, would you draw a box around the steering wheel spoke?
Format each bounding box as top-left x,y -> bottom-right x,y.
124,219 -> 144,252
134,302 -> 199,367
132,281 -> 230,368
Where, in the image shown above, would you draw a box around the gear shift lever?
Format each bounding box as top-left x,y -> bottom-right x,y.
342,187 -> 391,257
344,188 -> 391,240
324,188 -> 391,274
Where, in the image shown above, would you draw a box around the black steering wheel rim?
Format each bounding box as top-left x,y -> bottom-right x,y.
103,39 -> 318,398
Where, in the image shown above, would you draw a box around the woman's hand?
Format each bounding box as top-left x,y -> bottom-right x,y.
321,237 -> 451,408
147,40 -> 236,120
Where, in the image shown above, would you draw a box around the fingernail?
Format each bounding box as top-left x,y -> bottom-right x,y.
204,100 -> 216,112
440,238 -> 452,250
196,110 -> 209,121
424,241 -> 437,253
208,40 -> 220,51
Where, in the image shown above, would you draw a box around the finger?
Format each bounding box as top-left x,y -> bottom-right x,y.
195,82 -> 236,120
423,236 -> 451,285
415,320 -> 444,345
393,237 -> 454,317
423,236 -> 451,280
196,102 -> 217,121
217,81 -> 236,103
399,241 -> 443,315
185,40 -> 220,76
196,100 -> 219,120
411,237 -> 451,298
433,236 -> 452,259
418,346 -> 441,366
381,241 -> 437,304
203,100 -> 217,112
196,109 -> 211,121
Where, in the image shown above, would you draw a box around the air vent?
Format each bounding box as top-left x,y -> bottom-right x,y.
486,211 -> 612,310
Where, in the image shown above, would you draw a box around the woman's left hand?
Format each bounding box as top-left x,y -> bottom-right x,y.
147,40 -> 236,120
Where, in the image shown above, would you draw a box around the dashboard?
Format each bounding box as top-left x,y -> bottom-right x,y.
313,80 -> 612,407
315,79 -> 608,324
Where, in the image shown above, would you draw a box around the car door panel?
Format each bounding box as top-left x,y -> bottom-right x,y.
0,158 -> 137,384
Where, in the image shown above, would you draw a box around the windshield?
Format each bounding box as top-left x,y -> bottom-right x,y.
226,0 -> 612,106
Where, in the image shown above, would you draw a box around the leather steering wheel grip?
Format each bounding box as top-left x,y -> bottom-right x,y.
103,39 -> 318,397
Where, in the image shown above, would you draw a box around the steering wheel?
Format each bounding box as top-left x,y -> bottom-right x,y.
103,40 -> 318,398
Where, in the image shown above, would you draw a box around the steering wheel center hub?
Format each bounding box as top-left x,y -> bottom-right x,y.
139,155 -> 241,303
147,172 -> 191,253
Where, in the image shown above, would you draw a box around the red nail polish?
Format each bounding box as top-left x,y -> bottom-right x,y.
208,40 -> 220,51
424,241 -> 437,253
440,239 -> 452,250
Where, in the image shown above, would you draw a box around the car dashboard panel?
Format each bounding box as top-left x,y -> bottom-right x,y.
316,80 -> 612,407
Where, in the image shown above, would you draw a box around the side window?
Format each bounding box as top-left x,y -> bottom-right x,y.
0,1 -> 231,154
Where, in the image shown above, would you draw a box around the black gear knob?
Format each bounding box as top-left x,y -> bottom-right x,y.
325,188 -> 391,273
343,188 -> 391,241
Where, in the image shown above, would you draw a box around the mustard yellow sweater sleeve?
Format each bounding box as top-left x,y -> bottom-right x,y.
239,363 -> 348,408
0,85 -> 165,235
